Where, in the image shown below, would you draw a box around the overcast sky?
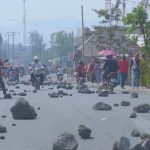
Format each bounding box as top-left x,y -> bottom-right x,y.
0,0 -> 137,44
0,0 -> 106,27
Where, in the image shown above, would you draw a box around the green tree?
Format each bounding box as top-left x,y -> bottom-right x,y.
94,0 -> 122,50
0,34 -> 6,58
50,31 -> 73,61
93,0 -> 122,25
123,2 -> 150,55
29,31 -> 46,62
0,34 -> 3,47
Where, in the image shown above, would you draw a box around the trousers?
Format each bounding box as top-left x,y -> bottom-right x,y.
0,76 -> 6,95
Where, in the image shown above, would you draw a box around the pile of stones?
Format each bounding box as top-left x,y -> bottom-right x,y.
48,90 -> 72,98
52,124 -> 92,150
78,84 -> 94,94
93,102 -> 112,111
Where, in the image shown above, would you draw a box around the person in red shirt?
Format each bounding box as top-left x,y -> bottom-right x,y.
118,55 -> 128,89
76,61 -> 85,80
87,62 -> 92,81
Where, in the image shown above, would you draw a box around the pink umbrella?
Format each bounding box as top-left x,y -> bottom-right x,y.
98,50 -> 116,57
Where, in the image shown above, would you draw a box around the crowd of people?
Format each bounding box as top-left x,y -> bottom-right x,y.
76,53 -> 150,89
0,52 -> 149,98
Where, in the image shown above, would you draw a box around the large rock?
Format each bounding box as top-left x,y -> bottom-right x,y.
98,90 -> 109,97
129,137 -> 150,150
129,112 -> 137,118
17,92 -> 27,96
15,86 -> 20,89
58,90 -> 69,96
121,101 -> 130,106
131,93 -> 138,98
93,102 -> 112,111
133,104 -> 150,113
113,103 -> 119,107
130,143 -> 143,150
78,84 -> 93,94
140,133 -> 150,140
48,92 -> 59,98
78,125 -> 91,139
65,84 -> 74,90
0,125 -> 7,133
131,129 -> 141,137
119,137 -> 130,150
10,97 -> 37,120
130,139 -> 150,150
122,91 -> 129,94
53,132 -> 78,150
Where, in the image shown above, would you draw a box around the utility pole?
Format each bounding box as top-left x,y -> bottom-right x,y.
143,0 -> 150,12
12,32 -> 15,67
5,33 -> 10,59
81,5 -> 85,61
6,32 -> 20,66
23,0 -> 27,47
122,0 -> 126,18
105,0 -> 112,50
72,31 -> 74,53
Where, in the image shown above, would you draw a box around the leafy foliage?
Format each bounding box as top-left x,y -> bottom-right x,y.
29,31 -> 46,62
123,2 -> 150,55
94,0 -> 124,50
50,31 -> 73,57
93,0 -> 122,25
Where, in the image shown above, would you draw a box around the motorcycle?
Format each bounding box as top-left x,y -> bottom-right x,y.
57,73 -> 63,83
106,72 -> 118,92
32,68 -> 41,90
20,69 -> 25,78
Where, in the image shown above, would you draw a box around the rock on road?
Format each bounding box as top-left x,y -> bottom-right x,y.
0,82 -> 150,150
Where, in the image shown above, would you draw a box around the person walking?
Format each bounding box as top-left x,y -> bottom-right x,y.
0,58 -> 9,98
102,55 -> 118,83
94,60 -> 101,83
118,55 -> 128,89
87,60 -> 95,82
130,53 -> 140,88
76,61 -> 85,81
140,53 -> 150,88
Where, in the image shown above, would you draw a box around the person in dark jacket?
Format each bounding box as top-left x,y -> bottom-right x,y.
102,55 -> 118,82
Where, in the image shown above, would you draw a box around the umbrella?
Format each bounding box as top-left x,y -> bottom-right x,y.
98,50 -> 116,57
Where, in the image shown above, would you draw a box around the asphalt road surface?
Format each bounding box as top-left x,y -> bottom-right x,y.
0,78 -> 150,150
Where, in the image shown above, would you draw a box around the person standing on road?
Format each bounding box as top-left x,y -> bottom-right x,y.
130,53 -> 140,89
0,58 -> 8,98
76,61 -> 85,81
140,53 -> 150,88
118,55 -> 128,89
87,60 -> 95,82
94,59 -> 101,83
102,55 -> 118,82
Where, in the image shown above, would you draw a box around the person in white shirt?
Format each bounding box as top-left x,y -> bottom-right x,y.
30,56 -> 44,85
31,56 -> 43,70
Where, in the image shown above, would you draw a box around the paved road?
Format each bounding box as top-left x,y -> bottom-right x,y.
0,79 -> 150,150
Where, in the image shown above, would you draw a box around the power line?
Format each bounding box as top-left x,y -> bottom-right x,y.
6,32 -> 20,66
23,0 -> 27,47
0,16 -> 77,30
